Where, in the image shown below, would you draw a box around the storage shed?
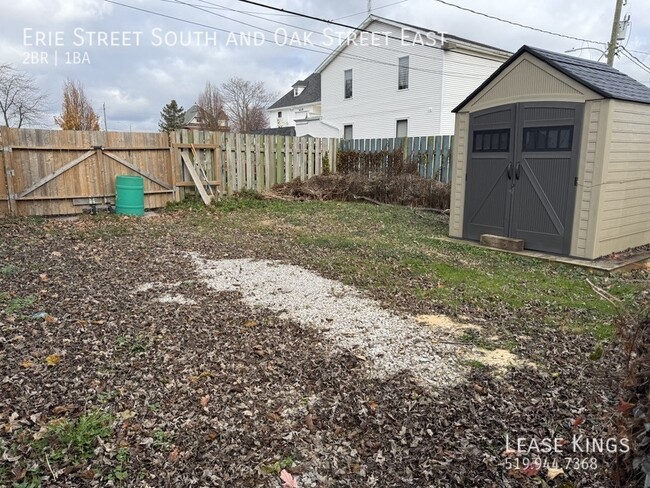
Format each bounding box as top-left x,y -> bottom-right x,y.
449,45 -> 650,259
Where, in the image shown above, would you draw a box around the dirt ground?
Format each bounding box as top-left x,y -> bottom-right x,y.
0,210 -> 639,487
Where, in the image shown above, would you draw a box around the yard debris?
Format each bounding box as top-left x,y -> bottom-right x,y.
0,207 -> 643,487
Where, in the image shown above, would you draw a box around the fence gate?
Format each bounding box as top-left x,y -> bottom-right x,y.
463,102 -> 582,254
0,128 -> 175,217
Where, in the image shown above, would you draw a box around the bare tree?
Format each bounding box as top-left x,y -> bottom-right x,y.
221,77 -> 274,133
54,80 -> 100,131
0,64 -> 48,128
196,82 -> 229,131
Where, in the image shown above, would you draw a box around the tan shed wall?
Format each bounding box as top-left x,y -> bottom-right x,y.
570,99 -> 610,258
466,53 -> 599,112
591,99 -> 650,257
449,112 -> 469,237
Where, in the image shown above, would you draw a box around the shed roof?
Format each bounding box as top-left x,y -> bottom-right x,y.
268,72 -> 321,110
453,45 -> 650,112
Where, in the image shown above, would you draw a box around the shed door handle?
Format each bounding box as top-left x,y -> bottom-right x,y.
515,162 -> 521,180
506,161 -> 512,180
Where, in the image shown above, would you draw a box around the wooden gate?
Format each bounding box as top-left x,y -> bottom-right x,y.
0,128 -> 175,217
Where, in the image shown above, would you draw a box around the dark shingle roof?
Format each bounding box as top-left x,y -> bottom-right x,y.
183,105 -> 198,125
454,45 -> 650,112
268,73 -> 321,110
250,127 -> 296,136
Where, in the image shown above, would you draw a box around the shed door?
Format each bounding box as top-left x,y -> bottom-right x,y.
463,104 -> 516,241
463,102 -> 582,254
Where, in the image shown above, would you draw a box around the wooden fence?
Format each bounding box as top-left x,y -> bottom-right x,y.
172,130 -> 338,201
339,135 -> 453,182
0,127 -> 452,217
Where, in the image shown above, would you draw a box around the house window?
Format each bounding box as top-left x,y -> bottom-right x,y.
523,126 -> 573,151
278,111 -> 282,118
396,119 -> 408,138
343,124 -> 353,140
473,129 -> 510,152
398,56 -> 409,90
344,69 -> 353,99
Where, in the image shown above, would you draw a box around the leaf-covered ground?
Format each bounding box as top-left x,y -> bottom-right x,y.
0,199 -> 648,487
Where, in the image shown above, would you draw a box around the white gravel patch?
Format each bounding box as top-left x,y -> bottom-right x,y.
155,294 -> 196,305
189,253 -> 463,387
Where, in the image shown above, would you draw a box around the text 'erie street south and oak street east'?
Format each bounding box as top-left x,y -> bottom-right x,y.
21,27 -> 445,66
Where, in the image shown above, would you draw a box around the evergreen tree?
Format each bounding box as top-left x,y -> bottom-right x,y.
158,100 -> 185,132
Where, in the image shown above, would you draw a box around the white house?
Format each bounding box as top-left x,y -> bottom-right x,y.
268,16 -> 511,139
267,73 -> 322,130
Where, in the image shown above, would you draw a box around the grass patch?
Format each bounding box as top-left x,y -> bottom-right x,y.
178,200 -> 647,338
34,411 -> 113,463
0,264 -> 21,276
5,295 -> 36,314
261,455 -> 295,475
116,335 -> 148,354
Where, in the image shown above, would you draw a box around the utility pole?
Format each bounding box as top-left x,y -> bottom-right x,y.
367,0 -> 372,15
102,103 -> 108,132
607,0 -> 625,66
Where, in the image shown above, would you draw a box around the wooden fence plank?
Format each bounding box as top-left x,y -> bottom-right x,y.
180,152 -> 212,205
292,136 -> 300,179
245,134 -> 253,189
264,135 -> 272,190
104,151 -> 173,190
17,150 -> 95,197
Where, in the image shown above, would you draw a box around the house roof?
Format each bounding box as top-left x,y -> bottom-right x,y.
268,72 -> 321,110
453,45 -> 650,112
183,104 -> 199,125
313,14 -> 511,73
250,127 -> 297,136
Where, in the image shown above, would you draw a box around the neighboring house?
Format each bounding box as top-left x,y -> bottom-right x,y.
183,104 -> 229,131
268,73 -> 322,130
268,15 -> 511,139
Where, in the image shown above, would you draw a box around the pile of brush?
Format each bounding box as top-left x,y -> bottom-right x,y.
272,173 -> 451,210
615,313 -> 650,487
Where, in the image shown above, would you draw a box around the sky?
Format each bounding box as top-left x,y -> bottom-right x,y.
2,0 -> 649,132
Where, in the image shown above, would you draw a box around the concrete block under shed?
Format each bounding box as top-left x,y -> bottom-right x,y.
480,234 -> 524,252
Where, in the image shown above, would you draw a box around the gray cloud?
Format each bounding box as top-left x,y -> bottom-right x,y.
3,0 -> 649,131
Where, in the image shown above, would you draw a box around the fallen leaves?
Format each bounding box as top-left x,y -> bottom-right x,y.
45,354 -> 61,366
200,395 -> 210,407
280,469 -> 299,488
617,399 -> 635,414
547,467 -> 564,480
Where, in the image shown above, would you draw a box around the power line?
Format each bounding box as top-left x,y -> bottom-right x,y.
185,0 -> 498,70
430,0 -> 607,46
237,0 -> 510,63
620,46 -> 650,75
332,0 -> 410,21
105,0 -> 490,80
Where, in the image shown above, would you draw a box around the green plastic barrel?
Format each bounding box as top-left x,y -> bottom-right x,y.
115,175 -> 144,216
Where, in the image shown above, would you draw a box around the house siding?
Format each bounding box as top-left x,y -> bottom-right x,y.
320,20 -> 446,139
268,104 -> 320,129
593,100 -> 650,257
439,51 -> 503,134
